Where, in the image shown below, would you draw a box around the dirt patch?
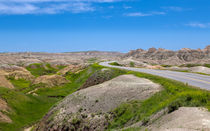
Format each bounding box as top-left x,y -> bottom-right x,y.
0,99 -> 12,123
190,66 -> 210,74
57,64 -> 87,75
32,75 -> 69,87
0,112 -> 12,123
0,69 -> 8,76
0,75 -> 14,89
167,66 -> 190,71
0,66 -> 34,81
36,75 -> 162,131
146,65 -> 164,69
147,107 -> 210,131
0,99 -> 10,112
7,70 -> 34,81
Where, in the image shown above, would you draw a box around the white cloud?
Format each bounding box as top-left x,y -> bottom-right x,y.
0,0 -> 122,14
124,11 -> 165,17
162,6 -> 183,11
108,5 -> 114,9
186,22 -> 210,28
123,6 -> 132,9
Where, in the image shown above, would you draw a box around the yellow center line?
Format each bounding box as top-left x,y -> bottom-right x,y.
151,70 -> 210,85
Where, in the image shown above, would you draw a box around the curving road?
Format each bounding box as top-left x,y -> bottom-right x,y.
99,61 -> 210,91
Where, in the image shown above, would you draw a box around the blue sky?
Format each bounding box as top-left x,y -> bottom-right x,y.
0,0 -> 210,52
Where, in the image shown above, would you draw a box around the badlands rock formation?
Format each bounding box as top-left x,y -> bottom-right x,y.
0,99 -> 12,123
124,45 -> 210,65
33,75 -> 69,87
0,75 -> 14,89
0,51 -> 123,67
147,107 -> 210,131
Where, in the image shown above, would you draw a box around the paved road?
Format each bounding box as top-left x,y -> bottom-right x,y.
99,61 -> 210,91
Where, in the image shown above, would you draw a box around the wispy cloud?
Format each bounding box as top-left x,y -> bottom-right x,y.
0,2 -> 95,14
162,6 -> 183,11
186,22 -> 210,28
123,6 -> 132,9
162,6 -> 192,12
0,0 -> 122,15
124,11 -> 166,17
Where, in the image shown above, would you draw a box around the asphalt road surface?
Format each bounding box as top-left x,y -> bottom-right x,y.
99,61 -> 210,91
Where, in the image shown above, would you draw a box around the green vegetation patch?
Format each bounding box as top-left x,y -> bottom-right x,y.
35,64 -> 103,97
161,65 -> 172,67
108,70 -> 210,129
109,62 -> 122,66
0,87 -> 59,131
87,58 -> 98,63
9,78 -> 31,91
129,62 -> 135,67
0,64 -> 104,131
26,63 -> 64,77
180,63 -> 210,68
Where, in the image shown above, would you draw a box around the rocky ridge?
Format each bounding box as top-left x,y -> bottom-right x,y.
124,45 -> 210,65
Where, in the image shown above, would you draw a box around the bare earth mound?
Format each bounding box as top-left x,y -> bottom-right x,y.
0,66 -> 34,81
7,70 -> 34,81
190,66 -> 210,74
0,75 -> 14,89
57,64 -> 86,75
36,75 -> 161,131
32,75 -> 69,87
148,107 -> 210,131
0,99 -> 12,123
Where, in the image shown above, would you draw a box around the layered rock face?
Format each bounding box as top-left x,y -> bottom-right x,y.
0,51 -> 123,67
124,45 -> 210,65
32,75 -> 69,87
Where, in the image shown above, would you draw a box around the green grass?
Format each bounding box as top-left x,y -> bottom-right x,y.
0,87 -> 59,131
34,64 -> 103,97
122,127 -> 142,131
109,62 -> 122,66
9,78 -> 31,91
129,62 -> 135,67
26,63 -> 60,77
0,64 -> 103,131
87,58 -> 98,63
161,65 -> 172,67
180,63 -> 210,68
56,65 -> 67,70
107,70 -> 210,129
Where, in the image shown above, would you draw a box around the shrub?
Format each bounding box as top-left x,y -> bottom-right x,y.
129,62 -> 135,67
109,62 -> 122,66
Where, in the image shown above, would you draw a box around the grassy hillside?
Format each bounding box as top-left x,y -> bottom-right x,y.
0,64 -> 103,131
0,87 -> 59,131
107,70 -> 210,130
26,63 -> 66,77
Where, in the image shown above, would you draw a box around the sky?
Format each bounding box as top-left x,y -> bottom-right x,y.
0,0 -> 210,53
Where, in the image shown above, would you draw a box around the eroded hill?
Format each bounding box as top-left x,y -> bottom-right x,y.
124,45 -> 210,65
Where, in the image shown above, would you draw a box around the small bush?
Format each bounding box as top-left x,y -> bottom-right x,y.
109,62 -> 122,66
204,64 -> 210,68
129,62 -> 135,67
161,65 -> 172,67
